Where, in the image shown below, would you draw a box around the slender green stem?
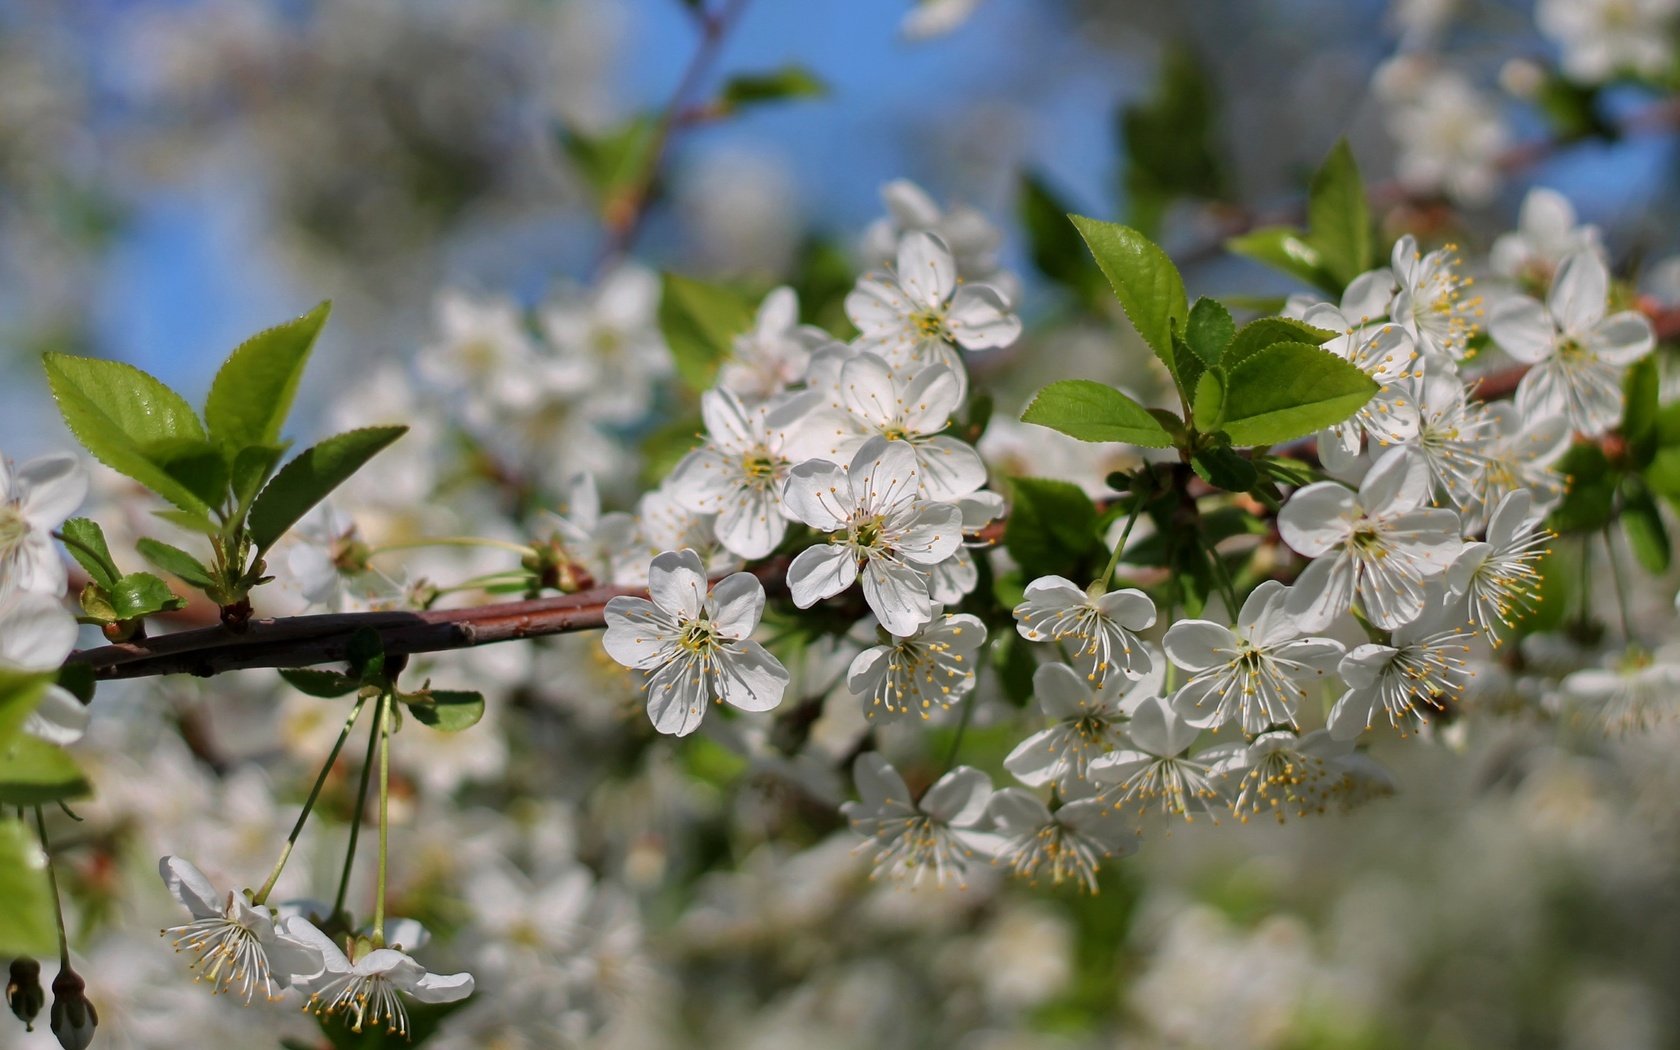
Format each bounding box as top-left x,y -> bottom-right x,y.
1603,527 -> 1634,644
1203,540 -> 1241,618
372,693 -> 392,946
330,694 -> 384,923
364,536 -> 535,560
1093,499 -> 1144,594
34,807 -> 69,968
252,695 -> 369,906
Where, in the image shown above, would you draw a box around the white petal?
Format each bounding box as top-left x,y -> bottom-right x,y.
787,544 -> 857,607
602,597 -> 677,670
159,856 -> 224,920
645,658 -> 709,736
23,686 -> 88,746
782,460 -> 853,532
912,436 -> 987,501
647,550 -> 708,620
1284,555 -> 1356,632
1277,482 -> 1356,556
1033,661 -> 1093,719
862,558 -> 933,636
897,231 -> 957,308
1548,250 -> 1608,335
921,765 -> 992,826
17,454 -> 87,527
1003,728 -> 1066,787
707,572 -> 765,639
1162,620 -> 1234,672
1489,296 -> 1556,363
839,353 -> 901,430
715,640 -> 789,713
946,285 -> 1021,349
411,969 -> 475,1004
852,752 -> 910,811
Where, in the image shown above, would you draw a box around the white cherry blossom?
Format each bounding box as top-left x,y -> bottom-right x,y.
846,608 -> 986,721
1280,447 -> 1464,630
0,451 -> 86,598
667,388 -> 826,559
282,916 -> 473,1037
1012,576 -> 1157,685
540,263 -> 672,424
1490,249 -> 1655,437
1088,694 -> 1220,819
158,856 -> 324,1003
815,351 -> 987,500
1328,595 -> 1476,740
983,789 -> 1137,893
717,286 -> 832,401
1207,730 -> 1362,823
862,179 -> 1011,298
782,437 -> 962,637
602,549 -> 788,736
1003,658 -> 1162,793
1537,0 -> 1679,83
1389,234 -> 1483,361
841,753 -> 993,887
1454,401 -> 1571,532
1446,488 -> 1553,640
1165,581 -> 1346,735
1490,187 -> 1605,284
846,231 -> 1021,374
1302,304 -> 1420,471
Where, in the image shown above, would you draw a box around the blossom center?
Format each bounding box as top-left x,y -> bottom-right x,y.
851,514 -> 888,551
0,504 -> 25,553
677,618 -> 722,656
910,309 -> 950,342
740,448 -> 779,482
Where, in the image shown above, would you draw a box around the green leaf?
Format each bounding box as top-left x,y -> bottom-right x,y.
1550,443 -> 1618,532
280,668 -> 361,699
0,736 -> 90,806
1068,215 -> 1189,377
1621,481 -> 1671,573
1305,139 -> 1372,287
1191,444 -> 1258,492
58,517 -> 120,590
1004,477 -> 1103,580
79,584 -> 117,624
55,662 -> 96,706
718,65 -> 827,111
1184,297 -> 1234,367
1191,368 -> 1226,432
231,444 -> 287,522
204,302 -> 331,453
247,427 -> 407,553
109,572 -> 188,620
136,538 -> 217,590
1119,45 -> 1226,237
0,670 -> 52,749
346,628 -> 387,684
1623,355 -> 1660,467
557,114 -> 659,212
1021,380 -> 1176,448
1224,316 -> 1337,371
407,690 -> 486,732
1219,341 -> 1378,447
42,353 -> 213,517
1225,227 -> 1337,293
150,436 -> 231,509
658,274 -> 759,391
0,819 -> 55,955
1645,402 -> 1680,498
1019,174 -> 1102,304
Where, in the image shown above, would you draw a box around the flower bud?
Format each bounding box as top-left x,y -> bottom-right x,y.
49,968 -> 97,1050
7,958 -> 43,1030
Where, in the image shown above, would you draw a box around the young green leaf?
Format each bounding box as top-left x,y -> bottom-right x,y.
1021,380 -> 1176,448
0,736 -> 90,806
108,572 -> 188,621
1549,443 -> 1618,532
717,65 -> 827,111
1622,355 -> 1660,467
1019,173 -> 1101,304
1004,477 -> 1103,580
1306,140 -> 1372,288
1622,482 -> 1671,573
1068,215 -> 1189,377
58,518 -> 120,591
1226,227 -> 1337,293
658,273 -> 758,391
42,353 -> 213,517
1219,341 -> 1378,447
407,690 -> 486,732
0,819 -> 56,955
557,114 -> 659,212
1190,445 -> 1259,492
1224,316 -> 1337,371
279,668 -> 361,699
1184,297 -> 1234,366
135,538 -> 218,590
247,426 -> 407,554
230,444 -> 287,522
204,302 -> 331,453
1191,368 -> 1226,432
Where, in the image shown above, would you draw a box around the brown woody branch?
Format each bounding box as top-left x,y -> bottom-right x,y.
64,304 -> 1680,683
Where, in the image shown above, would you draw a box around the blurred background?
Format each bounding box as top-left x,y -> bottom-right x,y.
5,0 -> 1680,1047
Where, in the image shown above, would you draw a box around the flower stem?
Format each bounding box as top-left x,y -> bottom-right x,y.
253,694 -> 370,906
33,806 -> 69,968
942,690 -> 977,769
1092,498 -> 1144,595
372,692 -> 392,947
1603,526 -> 1634,644
331,693 -> 384,924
